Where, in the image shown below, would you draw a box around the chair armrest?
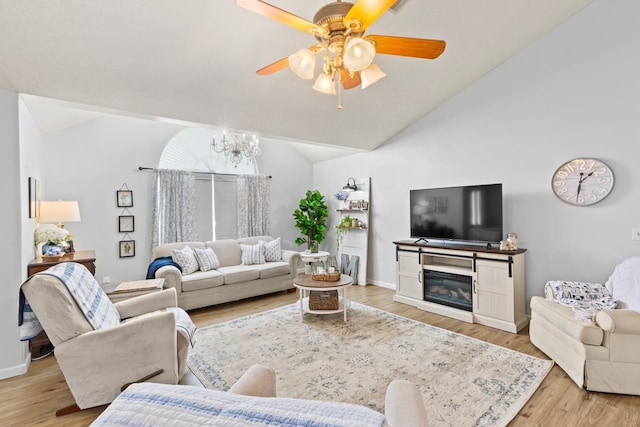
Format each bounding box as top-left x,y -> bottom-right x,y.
282,250 -> 301,278
155,265 -> 183,294
385,379 -> 428,427
228,364 -> 276,397
596,309 -> 640,334
54,310 -> 179,408
115,288 -> 178,319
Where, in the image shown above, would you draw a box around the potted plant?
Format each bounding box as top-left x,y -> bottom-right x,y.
336,215 -> 353,251
293,190 -> 328,253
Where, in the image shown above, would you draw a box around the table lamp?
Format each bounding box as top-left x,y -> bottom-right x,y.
39,201 -> 81,228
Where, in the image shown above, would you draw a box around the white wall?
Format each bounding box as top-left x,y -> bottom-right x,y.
314,0 -> 640,306
42,118 -> 314,287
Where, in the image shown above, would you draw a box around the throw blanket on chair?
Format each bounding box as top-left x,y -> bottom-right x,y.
18,290 -> 42,341
40,262 -> 121,330
91,383 -> 388,427
167,307 -> 197,347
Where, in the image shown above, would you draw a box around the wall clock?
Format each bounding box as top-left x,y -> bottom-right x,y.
551,158 -> 614,206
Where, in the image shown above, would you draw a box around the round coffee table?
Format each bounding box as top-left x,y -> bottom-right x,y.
293,274 -> 353,322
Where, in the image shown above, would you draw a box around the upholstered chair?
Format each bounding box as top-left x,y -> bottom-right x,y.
530,257 -> 640,394
21,263 -> 195,414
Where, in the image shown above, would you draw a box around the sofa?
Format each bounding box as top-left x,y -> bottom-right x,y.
91,364 -> 429,427
151,236 -> 301,311
530,257 -> 640,395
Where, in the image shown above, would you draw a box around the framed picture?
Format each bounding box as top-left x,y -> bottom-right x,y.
117,190 -> 133,207
119,240 -> 135,258
28,177 -> 40,218
118,215 -> 135,233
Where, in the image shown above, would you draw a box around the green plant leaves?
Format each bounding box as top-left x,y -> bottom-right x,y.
293,189 -> 328,248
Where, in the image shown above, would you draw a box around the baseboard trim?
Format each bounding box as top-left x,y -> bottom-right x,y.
0,352 -> 30,380
367,279 -> 396,290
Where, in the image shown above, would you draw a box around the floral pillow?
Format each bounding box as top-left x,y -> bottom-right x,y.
194,247 -> 220,272
171,246 -> 200,275
241,241 -> 266,265
262,237 -> 282,262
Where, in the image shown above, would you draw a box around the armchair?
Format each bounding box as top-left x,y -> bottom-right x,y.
530,257 -> 640,394
21,263 -> 196,414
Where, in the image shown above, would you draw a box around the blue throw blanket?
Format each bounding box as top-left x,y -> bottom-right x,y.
146,256 -> 182,279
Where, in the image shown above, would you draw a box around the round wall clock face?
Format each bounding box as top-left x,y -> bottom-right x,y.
551,158 -> 614,206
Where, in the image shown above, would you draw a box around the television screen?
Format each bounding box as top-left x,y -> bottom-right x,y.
410,184 -> 503,243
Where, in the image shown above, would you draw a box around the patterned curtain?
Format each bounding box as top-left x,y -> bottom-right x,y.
151,169 -> 197,251
237,175 -> 270,238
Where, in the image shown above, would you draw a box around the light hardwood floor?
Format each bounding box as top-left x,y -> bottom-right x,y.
2,285 -> 639,426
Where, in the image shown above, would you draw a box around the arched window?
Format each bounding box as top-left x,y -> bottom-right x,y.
158,127 -> 257,240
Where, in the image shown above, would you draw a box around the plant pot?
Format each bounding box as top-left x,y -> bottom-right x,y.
309,242 -> 319,253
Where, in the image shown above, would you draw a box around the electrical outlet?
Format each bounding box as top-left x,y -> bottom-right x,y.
102,276 -> 111,284
632,228 -> 640,241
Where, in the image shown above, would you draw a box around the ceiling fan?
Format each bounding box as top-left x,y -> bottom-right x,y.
236,0 -> 445,102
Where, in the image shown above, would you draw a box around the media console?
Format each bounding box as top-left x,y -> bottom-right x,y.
393,240 -> 528,333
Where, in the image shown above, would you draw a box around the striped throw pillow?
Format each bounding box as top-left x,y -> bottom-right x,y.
241,241 -> 265,265
194,247 -> 220,272
171,246 -> 199,275
262,237 -> 282,262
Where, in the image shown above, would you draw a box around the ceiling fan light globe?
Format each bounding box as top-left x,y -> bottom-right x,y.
288,49 -> 316,80
360,63 -> 386,89
343,37 -> 376,72
312,73 -> 336,95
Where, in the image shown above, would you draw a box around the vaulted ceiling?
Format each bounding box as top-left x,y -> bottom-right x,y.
0,0 -> 592,152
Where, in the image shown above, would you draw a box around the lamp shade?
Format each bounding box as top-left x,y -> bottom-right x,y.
40,201 -> 81,226
312,73 -> 336,94
288,48 -> 316,80
343,37 -> 376,72
360,63 -> 386,89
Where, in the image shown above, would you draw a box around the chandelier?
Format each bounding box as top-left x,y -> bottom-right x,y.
211,131 -> 261,167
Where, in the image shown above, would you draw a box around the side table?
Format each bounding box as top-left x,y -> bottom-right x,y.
26,250 -> 97,360
299,250 -> 330,274
108,278 -> 165,302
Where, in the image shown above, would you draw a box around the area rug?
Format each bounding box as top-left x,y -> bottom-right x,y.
187,303 -> 552,427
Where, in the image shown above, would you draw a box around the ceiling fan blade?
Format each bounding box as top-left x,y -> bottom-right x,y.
344,0 -> 397,31
340,70 -> 361,89
256,57 -> 289,76
366,35 -> 446,59
236,0 -> 326,35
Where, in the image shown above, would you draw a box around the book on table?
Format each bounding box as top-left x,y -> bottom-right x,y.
109,279 -> 165,300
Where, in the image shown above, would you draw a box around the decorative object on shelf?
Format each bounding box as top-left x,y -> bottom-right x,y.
237,0 -> 445,108
348,199 -> 367,210
334,190 -> 350,209
336,216 -> 354,251
551,158 -> 614,206
211,130 -> 260,167
119,234 -> 135,258
116,186 -> 133,207
293,190 -> 328,253
342,177 -> 358,192
28,177 -> 40,219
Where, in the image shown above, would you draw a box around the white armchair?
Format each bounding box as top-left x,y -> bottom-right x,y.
22,265 -> 195,414
530,257 -> 640,394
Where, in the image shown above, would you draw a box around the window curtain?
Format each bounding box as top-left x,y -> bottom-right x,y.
237,175 -> 270,238
151,169 -> 197,251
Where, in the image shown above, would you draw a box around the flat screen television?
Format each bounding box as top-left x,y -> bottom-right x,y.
410,183 -> 503,244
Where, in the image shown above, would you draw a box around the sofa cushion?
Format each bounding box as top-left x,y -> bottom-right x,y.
530,296 -> 604,346
181,270 -> 225,292
241,241 -> 266,265
217,265 -> 260,284
262,237 -> 282,262
206,240 -> 242,267
257,261 -> 290,279
194,247 -> 220,272
172,246 -> 199,275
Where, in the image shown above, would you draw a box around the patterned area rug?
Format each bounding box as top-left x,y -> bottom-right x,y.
187,303 -> 552,426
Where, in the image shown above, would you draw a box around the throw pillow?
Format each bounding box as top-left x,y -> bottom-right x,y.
194,247 -> 220,272
262,237 -> 282,262
241,241 -> 266,265
172,246 -> 199,275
